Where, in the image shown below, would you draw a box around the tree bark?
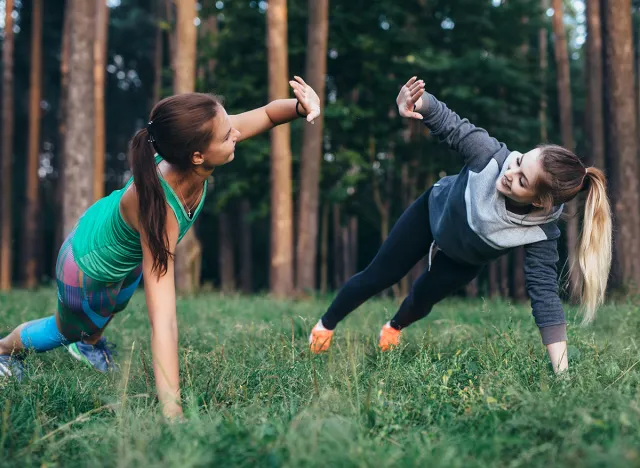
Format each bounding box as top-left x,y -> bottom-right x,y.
551,0 -> 580,297
218,210 -> 236,292
295,0 -> 329,292
153,1 -> 163,105
348,215 -> 358,279
489,262 -> 499,298
332,204 -> 343,289
320,203 -> 329,293
586,0 -> 605,169
539,0 -> 548,143
93,0 -> 109,202
603,0 -> 640,289
63,0 -> 96,238
1,0 -> 15,290
54,0 -> 72,277
267,0 -> 294,297
465,278 -> 478,298
500,253 -> 510,298
172,0 -> 201,293
513,246 -> 527,301
239,199 -> 253,293
22,0 -> 43,288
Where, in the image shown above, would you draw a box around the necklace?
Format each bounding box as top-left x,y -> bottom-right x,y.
176,178 -> 199,218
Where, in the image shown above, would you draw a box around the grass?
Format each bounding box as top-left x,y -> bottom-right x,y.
1,288 -> 639,467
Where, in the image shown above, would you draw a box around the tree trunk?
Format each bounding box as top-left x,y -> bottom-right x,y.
320,203 -> 329,294
348,215 -> 358,279
604,0 -> 640,289
218,210 -> 236,293
93,0 -> 109,202
1,0 -> 15,291
295,0 -> 329,292
153,7 -> 163,105
465,278 -> 478,298
54,0 -> 72,277
539,0 -> 548,142
63,0 -> 96,238
489,262 -> 499,297
586,0 -> 605,169
499,253 -> 510,297
22,0 -> 43,288
267,0 -> 294,297
172,0 -> 202,294
239,199 -> 253,293
332,204 -> 343,289
551,0 -> 580,297
341,225 -> 349,283
513,246 -> 527,301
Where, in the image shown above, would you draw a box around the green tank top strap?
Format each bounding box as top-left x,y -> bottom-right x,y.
154,154 -> 207,242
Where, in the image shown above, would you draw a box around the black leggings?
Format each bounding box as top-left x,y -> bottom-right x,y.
321,189 -> 481,330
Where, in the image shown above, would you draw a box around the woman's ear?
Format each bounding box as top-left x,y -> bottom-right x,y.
191,151 -> 205,166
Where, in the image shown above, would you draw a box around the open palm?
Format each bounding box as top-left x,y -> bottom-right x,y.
396,76 -> 425,120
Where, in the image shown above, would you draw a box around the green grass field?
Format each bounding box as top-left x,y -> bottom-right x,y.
1,289 -> 639,467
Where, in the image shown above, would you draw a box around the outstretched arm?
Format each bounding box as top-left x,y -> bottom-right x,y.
230,76 -> 321,142
524,239 -> 569,374
396,77 -> 508,167
142,214 -> 182,419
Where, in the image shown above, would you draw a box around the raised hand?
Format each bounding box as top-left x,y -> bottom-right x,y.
396,76 -> 426,120
289,76 -> 321,123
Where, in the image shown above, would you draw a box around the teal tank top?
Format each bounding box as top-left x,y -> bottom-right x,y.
71,155 -> 207,282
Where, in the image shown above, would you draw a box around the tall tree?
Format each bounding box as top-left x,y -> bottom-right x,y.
172,0 -> 202,293
218,211 -> 236,292
1,0 -> 15,290
604,0 -> 640,289
239,199 -> 253,293
551,0 -> 579,296
22,0 -> 43,288
295,0 -> 329,292
586,0 -> 605,169
63,0 -> 96,237
267,0 -> 294,296
93,0 -> 109,201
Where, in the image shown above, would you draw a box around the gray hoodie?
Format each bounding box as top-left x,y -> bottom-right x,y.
420,93 -> 567,345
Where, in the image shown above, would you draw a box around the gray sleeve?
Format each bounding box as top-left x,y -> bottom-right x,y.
523,239 -> 568,345
419,93 -> 509,170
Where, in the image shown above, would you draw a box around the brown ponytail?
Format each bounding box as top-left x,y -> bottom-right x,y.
129,92 -> 221,277
129,128 -> 171,276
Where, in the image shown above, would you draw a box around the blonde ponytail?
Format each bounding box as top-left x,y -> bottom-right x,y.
572,167 -> 612,324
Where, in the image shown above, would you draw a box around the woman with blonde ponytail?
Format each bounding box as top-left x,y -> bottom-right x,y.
0,76 -> 322,420
309,76 -> 613,376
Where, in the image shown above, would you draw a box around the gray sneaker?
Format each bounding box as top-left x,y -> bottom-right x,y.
68,337 -> 118,373
0,354 -> 24,382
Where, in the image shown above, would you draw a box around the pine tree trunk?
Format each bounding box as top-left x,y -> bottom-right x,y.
93,0 -> 109,202
341,225 -> 350,283
54,0 -> 72,277
295,0 -> 329,292
320,203 -> 329,294
489,262 -> 499,298
22,0 -> 43,288
332,204 -> 343,289
604,0 -> 640,289
348,215 -> 358,279
586,0 -> 605,170
239,199 -> 253,293
153,8 -> 163,105
267,0 -> 294,297
539,0 -> 548,142
500,254 -> 510,297
219,210 -> 236,293
173,0 -> 202,294
1,0 -> 15,291
551,0 -> 580,297
465,278 -> 478,298
513,246 -> 527,301
63,0 -> 96,238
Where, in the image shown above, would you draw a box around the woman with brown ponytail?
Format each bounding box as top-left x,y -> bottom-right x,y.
310,77 -> 612,376
0,76 -> 321,420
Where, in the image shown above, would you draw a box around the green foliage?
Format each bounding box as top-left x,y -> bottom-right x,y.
1,290 -> 640,466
